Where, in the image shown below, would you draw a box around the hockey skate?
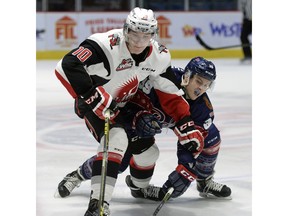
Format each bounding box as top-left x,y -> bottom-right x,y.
197,175 -> 232,199
55,169 -> 84,198
125,175 -> 165,201
84,198 -> 110,216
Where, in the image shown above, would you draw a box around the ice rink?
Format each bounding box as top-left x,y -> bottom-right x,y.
36,59 -> 252,216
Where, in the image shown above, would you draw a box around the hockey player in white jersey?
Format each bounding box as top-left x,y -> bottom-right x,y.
54,7 -> 204,216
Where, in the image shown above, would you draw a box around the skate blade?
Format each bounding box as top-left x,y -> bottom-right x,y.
54,190 -> 61,198
199,192 -> 232,200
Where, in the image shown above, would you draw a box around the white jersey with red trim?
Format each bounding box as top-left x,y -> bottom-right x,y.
55,28 -> 189,122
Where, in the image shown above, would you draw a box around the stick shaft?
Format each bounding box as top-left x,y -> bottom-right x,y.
152,187 -> 174,216
99,110 -> 111,216
196,34 -> 251,50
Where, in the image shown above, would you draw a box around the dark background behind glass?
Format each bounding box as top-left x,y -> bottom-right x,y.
36,0 -> 239,12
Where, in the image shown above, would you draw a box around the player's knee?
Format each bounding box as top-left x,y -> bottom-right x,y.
128,144 -> 159,188
133,144 -> 159,167
130,136 -> 155,154
100,127 -> 128,157
79,155 -> 96,179
146,144 -> 160,162
203,126 -> 221,154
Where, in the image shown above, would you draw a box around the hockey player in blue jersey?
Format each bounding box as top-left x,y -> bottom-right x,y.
55,56 -> 231,202
125,57 -> 232,200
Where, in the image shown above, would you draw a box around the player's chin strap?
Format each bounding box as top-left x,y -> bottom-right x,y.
98,110 -> 111,216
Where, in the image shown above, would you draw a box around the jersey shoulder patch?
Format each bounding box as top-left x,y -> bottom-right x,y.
203,94 -> 213,110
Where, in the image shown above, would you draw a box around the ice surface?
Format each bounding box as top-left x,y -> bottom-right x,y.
36,59 -> 252,216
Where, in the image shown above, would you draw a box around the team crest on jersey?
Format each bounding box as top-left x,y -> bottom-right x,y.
116,58 -> 133,71
152,107 -> 175,128
115,76 -> 139,104
109,33 -> 120,49
159,44 -> 168,53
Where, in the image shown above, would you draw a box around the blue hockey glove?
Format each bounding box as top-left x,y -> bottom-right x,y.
133,110 -> 162,138
162,164 -> 196,198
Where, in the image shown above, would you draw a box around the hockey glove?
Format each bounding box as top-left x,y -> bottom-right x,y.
80,86 -> 119,120
133,110 -> 162,138
174,116 -> 205,158
162,164 -> 196,198
74,96 -> 90,118
194,124 -> 208,139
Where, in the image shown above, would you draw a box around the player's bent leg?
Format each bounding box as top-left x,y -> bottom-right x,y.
196,129 -> 232,199
85,127 -> 128,216
130,143 -> 160,188
55,144 -> 133,198
78,155 -> 96,179
195,135 -> 221,179
126,143 -> 165,201
196,153 -> 232,199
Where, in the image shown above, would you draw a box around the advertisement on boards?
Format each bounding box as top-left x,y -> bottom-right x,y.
36,11 -> 242,51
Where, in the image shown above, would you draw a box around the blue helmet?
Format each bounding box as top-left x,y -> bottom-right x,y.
184,56 -> 216,81
171,66 -> 185,82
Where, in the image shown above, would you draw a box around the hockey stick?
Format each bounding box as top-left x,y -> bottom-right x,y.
152,187 -> 174,216
98,110 -> 111,216
195,34 -> 251,50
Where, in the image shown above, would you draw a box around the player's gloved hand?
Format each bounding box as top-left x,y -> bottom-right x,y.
74,96 -> 90,118
194,124 -> 208,139
162,164 -> 196,198
133,110 -> 162,138
173,116 -> 204,157
79,86 -> 119,120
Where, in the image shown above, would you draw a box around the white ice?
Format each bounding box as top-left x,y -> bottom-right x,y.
36,59 -> 252,216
